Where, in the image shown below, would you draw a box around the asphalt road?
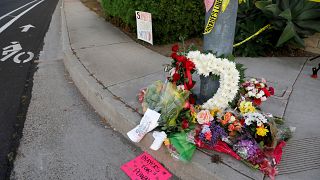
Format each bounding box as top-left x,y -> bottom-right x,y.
0,0 -> 59,178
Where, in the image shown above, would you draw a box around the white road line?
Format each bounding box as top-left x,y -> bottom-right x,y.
0,0 -> 39,21
0,0 -> 45,34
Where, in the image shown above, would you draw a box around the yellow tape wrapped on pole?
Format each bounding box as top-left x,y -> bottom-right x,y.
233,24 -> 271,48
203,0 -> 223,35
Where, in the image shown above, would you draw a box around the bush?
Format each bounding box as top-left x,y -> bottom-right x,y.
101,0 -> 205,44
234,0 -> 277,57
234,0 -> 320,56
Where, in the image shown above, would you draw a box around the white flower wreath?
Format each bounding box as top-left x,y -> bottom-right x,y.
187,51 -> 240,110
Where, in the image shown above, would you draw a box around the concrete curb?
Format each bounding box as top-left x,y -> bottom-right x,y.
60,1 -> 263,179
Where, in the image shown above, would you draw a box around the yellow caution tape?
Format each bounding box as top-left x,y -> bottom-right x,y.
221,0 -> 230,12
203,0 -> 223,35
233,24 -> 271,48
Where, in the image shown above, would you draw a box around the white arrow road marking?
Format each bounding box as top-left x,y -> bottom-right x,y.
0,0 -> 39,21
0,0 -> 45,34
20,24 -> 35,32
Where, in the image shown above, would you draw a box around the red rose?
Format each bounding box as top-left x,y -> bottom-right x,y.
172,73 -> 180,82
239,119 -> 245,126
181,119 -> 189,129
171,52 -> 178,60
253,98 -> 262,106
262,87 -> 271,97
269,87 -> 274,95
176,55 -> 186,63
172,44 -> 179,52
189,95 -> 196,104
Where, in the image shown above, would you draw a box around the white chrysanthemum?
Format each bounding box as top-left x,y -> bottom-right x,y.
243,112 -> 268,126
187,51 -> 240,110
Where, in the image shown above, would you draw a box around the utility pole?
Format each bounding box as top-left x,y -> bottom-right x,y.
200,0 -> 238,103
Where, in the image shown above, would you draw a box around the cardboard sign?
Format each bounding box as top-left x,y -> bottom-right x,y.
121,152 -> 172,180
136,11 -> 153,44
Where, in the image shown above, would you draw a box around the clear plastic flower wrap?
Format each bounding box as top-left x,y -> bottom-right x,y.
142,81 -> 164,112
158,82 -> 190,131
275,124 -> 292,142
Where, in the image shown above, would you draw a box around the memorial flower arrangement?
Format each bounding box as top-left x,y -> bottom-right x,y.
240,78 -> 275,106
132,44 -> 292,180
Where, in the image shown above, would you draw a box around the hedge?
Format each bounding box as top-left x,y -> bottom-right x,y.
101,0 -> 205,44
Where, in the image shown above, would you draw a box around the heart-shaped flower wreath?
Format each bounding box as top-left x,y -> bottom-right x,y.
187,51 -> 240,110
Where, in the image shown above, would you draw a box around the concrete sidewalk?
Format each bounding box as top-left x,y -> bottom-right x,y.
61,0 -> 320,179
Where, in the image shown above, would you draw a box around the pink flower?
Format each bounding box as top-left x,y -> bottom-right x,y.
196,110 -> 214,124
137,88 -> 146,103
184,101 -> 190,109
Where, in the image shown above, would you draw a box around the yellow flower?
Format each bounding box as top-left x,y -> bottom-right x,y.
239,101 -> 256,114
164,138 -> 170,146
210,108 -> 221,116
256,126 -> 269,137
191,112 -> 197,123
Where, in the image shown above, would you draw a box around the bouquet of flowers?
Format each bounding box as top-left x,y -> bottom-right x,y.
158,82 -> 190,132
240,78 -> 275,106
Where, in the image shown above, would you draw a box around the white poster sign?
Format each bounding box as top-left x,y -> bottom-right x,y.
136,11 -> 153,45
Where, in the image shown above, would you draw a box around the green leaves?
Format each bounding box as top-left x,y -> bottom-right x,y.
277,22 -> 299,47
255,0 -> 320,47
296,20 -> 320,32
255,0 -> 272,10
279,9 -> 292,20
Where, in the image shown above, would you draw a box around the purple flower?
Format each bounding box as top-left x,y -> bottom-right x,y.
199,123 -> 227,146
233,139 -> 265,164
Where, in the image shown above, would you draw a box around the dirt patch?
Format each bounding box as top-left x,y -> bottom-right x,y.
81,0 -> 318,58
80,0 -> 104,17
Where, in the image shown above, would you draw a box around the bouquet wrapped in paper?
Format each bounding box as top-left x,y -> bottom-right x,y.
158,82 -> 190,132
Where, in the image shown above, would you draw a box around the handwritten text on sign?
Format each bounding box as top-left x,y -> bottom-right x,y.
136,11 -> 153,45
121,152 -> 172,180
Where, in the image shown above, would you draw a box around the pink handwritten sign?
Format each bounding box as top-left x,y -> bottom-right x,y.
121,152 -> 172,180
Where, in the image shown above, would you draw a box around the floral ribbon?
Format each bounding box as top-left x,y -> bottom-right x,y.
184,60 -> 195,90
175,56 -> 195,90
203,0 -> 223,35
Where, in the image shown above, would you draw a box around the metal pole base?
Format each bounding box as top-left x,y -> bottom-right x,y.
199,75 -> 220,104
